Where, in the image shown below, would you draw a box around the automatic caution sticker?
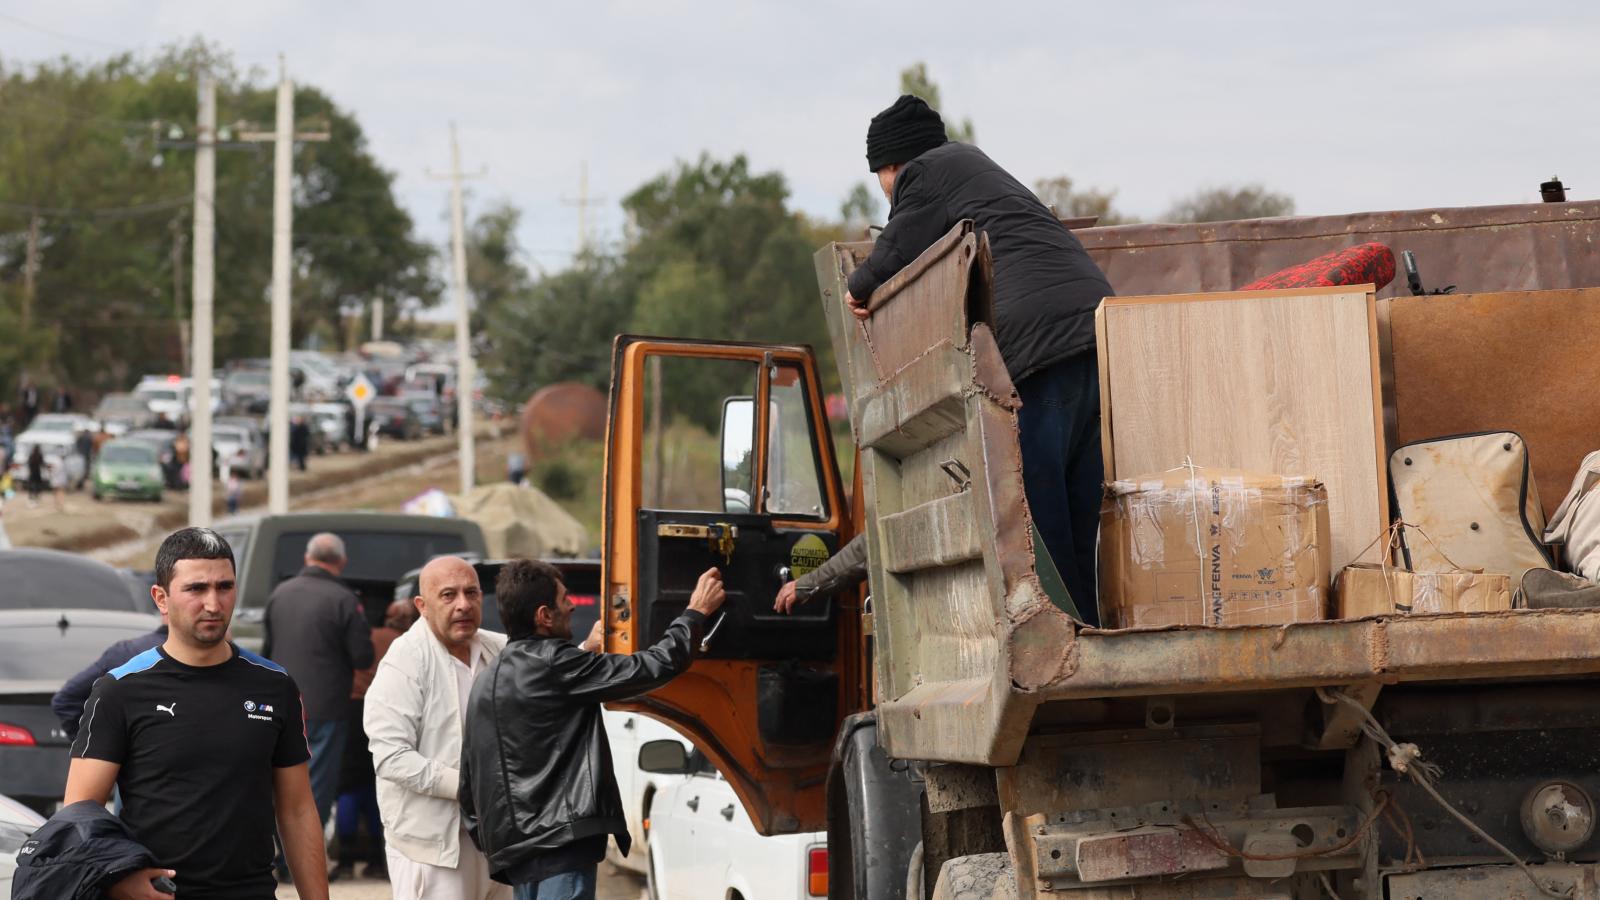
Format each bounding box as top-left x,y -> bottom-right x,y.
790,534 -> 830,578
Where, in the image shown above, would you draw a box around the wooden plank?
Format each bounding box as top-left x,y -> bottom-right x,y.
1098,286 -> 1388,572
1389,288 -> 1600,520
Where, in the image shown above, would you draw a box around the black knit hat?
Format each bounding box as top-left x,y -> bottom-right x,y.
865,95 -> 948,172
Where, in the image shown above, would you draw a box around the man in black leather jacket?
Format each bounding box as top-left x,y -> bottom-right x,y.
460,560 -> 726,899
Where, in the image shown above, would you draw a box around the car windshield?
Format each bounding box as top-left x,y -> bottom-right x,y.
213,428 -> 246,443
100,444 -> 156,465
98,397 -> 148,414
0,555 -> 145,611
0,617 -> 158,681
138,388 -> 180,402
408,399 -> 435,413
29,417 -> 76,432
229,372 -> 269,387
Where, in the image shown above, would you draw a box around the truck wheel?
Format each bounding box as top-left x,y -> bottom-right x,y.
931,853 -> 1013,900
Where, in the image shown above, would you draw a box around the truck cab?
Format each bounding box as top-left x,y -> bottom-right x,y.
603,198 -> 1600,899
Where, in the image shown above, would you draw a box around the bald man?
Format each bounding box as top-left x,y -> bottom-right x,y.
365,557 -> 511,899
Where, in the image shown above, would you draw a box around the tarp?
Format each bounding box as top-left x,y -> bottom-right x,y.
452,482 -> 589,559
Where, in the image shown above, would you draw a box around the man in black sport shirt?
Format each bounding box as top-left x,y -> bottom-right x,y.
63,527 -> 330,900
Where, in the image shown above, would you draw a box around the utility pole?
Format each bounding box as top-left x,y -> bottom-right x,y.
171,218 -> 189,374
429,125 -> 484,496
188,73 -> 217,528
371,297 -> 384,342
266,60 -> 294,515
22,212 -> 39,333
239,57 -> 329,515
561,161 -> 606,255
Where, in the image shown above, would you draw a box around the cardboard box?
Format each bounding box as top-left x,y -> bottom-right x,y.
1336,565 -> 1512,618
1100,467 -> 1332,628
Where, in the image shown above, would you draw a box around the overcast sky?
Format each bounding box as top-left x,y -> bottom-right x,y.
4,1 -> 1597,276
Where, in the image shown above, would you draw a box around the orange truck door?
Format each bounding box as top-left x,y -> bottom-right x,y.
601,336 -> 863,835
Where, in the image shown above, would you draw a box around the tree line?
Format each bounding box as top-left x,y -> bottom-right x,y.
0,43 -> 434,399
1,51 -> 1295,414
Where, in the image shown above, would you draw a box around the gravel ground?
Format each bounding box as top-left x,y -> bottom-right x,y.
279,861 -> 646,899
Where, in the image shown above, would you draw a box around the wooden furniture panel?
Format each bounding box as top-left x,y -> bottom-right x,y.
1097,286 -> 1389,571
1389,288 -> 1600,521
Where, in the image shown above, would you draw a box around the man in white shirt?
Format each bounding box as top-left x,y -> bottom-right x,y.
365,556 -> 510,899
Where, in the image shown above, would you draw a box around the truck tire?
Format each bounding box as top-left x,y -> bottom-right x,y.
931,853 -> 1013,900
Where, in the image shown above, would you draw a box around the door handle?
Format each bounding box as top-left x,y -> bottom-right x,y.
720,804 -> 735,821
687,796 -> 699,812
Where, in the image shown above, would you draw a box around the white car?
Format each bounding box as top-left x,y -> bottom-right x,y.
638,738 -> 828,900
213,425 -> 264,479
0,792 -> 47,895
603,709 -> 689,876
134,381 -> 189,425
178,377 -> 223,415
7,432 -> 89,486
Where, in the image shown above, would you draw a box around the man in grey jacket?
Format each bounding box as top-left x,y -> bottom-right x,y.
264,532 -> 375,824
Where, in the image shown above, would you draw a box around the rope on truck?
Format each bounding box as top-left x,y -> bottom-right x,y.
1315,686 -> 1574,899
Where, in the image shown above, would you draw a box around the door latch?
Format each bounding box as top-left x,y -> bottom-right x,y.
657,522 -> 739,565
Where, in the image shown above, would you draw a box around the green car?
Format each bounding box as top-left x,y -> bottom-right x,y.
92,439 -> 164,502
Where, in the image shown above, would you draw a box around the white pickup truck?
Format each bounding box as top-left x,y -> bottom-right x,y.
634,733 -> 828,900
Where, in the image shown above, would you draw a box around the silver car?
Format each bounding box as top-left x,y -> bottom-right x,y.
212,424 -> 264,479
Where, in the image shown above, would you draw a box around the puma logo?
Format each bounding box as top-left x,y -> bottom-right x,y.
156,703 -> 177,717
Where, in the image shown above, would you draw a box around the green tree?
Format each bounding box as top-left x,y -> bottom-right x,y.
839,182 -> 880,233
482,251 -> 628,403
464,200 -> 534,335
0,42 -> 436,397
1033,176 -> 1137,226
899,62 -> 976,143
1164,185 -> 1295,223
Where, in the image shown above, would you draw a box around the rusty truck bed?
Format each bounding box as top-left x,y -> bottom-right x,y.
815,206 -> 1600,768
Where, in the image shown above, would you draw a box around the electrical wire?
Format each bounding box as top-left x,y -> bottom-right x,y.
0,12 -> 133,50
0,197 -> 191,219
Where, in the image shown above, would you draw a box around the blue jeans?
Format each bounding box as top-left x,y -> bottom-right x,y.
305,718 -> 348,826
514,866 -> 597,900
1015,352 -> 1105,627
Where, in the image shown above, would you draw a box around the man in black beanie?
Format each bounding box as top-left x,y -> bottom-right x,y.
845,94 -> 1115,625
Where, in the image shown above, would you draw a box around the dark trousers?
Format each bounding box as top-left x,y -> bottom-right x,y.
306,718 -> 348,825
1015,352 -> 1105,627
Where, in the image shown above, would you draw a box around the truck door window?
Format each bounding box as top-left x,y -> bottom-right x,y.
764,364 -> 827,520
641,355 -> 759,512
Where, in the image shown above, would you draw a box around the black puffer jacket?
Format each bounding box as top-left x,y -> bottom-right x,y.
11,800 -> 159,900
847,141 -> 1115,384
460,611 -> 705,880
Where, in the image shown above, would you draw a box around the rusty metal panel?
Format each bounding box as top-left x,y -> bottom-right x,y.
1077,200 -> 1600,299
822,224 -> 1069,765
855,341 -> 968,458
1071,828 -> 1228,883
996,725 -> 1261,820
1048,609 -> 1600,701
861,228 -> 978,380
1385,864 -> 1598,899
881,491 -> 982,574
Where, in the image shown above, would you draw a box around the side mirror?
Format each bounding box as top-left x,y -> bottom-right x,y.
720,397 -> 754,514
638,739 -> 691,775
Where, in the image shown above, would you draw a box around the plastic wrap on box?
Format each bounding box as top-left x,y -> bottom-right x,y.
1099,466 -> 1332,628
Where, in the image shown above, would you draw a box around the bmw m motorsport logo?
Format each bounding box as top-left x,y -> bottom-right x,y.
244,700 -> 276,722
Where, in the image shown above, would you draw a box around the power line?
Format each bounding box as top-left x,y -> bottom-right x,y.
0,12 -> 134,50
0,196 -> 191,219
